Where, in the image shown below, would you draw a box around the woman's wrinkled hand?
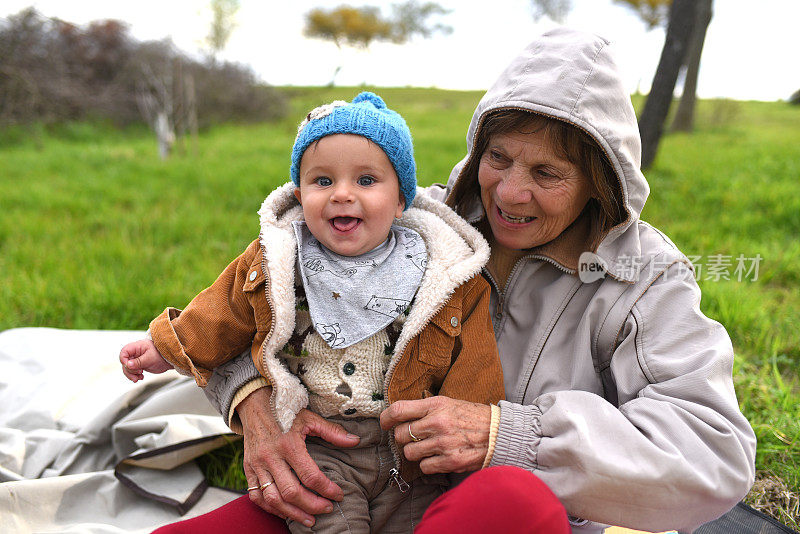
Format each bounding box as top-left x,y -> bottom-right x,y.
236,387 -> 360,528
379,396 -> 492,474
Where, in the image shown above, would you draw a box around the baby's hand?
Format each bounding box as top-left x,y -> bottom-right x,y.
119,339 -> 173,382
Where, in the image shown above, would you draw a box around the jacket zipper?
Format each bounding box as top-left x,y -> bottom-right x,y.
260,250 -> 279,418
383,339 -> 412,492
389,468 -> 410,492
484,254 -> 559,322
482,268 -> 505,322
382,299 -> 452,492
528,254 -> 576,275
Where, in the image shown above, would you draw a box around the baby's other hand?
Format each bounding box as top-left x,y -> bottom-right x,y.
119,339 -> 173,382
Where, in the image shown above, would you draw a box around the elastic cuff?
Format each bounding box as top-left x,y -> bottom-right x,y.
228,378 -> 270,433
149,308 -> 210,386
482,404 -> 501,469
489,400 -> 542,471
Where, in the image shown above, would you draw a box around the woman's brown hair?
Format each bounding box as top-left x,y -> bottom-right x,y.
447,109 -> 626,251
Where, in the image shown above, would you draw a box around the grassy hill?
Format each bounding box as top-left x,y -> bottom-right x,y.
1,87 -> 797,527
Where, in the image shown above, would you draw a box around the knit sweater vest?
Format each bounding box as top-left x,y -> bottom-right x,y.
282,282 -> 406,419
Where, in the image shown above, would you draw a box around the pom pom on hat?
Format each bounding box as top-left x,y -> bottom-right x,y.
352,91 -> 386,108
291,91 -> 416,210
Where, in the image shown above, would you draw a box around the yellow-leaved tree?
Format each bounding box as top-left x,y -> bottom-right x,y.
304,1 -> 451,85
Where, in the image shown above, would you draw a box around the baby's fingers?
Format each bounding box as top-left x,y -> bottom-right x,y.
121,362 -> 144,382
119,341 -> 148,380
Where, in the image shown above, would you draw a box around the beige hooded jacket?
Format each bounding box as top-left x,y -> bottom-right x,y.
435,28 -> 756,533
206,28 -> 755,534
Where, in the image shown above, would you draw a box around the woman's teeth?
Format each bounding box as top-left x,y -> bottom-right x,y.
499,209 -> 533,223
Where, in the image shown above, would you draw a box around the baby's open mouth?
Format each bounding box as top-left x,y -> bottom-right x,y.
331,216 -> 361,232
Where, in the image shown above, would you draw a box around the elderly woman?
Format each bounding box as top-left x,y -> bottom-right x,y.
158,28 -> 755,534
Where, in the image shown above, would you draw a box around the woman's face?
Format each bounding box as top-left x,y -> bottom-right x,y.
478,129 -> 592,251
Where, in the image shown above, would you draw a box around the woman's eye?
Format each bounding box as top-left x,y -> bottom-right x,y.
357,175 -> 375,186
485,150 -> 509,168
315,177 -> 332,186
536,168 -> 558,179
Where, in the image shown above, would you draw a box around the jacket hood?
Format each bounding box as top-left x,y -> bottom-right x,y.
255,182 -> 491,430
447,27 -> 650,282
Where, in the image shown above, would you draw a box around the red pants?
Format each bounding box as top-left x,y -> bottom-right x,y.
153,466 -> 569,533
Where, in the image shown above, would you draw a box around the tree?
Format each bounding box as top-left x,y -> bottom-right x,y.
205,0 -> 240,62
303,2 -> 452,84
614,0 -> 713,133
0,8 -> 287,140
669,0 -> 712,132
390,1 -> 451,43
304,5 -> 391,50
531,0 -> 671,25
529,0 -> 572,23
637,0 -> 695,168
612,0 -> 670,29
531,0 -> 714,164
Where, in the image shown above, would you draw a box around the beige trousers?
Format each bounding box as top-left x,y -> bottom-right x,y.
287,417 -> 448,534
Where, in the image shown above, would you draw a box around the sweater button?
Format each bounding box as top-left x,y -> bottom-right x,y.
450,316 -> 458,327
249,270 -> 258,281
343,362 -> 356,375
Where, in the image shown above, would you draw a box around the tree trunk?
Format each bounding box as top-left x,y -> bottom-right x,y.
638,0 -> 696,169
671,0 -> 713,132
186,73 -> 199,156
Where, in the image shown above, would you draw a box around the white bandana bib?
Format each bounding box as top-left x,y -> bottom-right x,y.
293,222 -> 427,349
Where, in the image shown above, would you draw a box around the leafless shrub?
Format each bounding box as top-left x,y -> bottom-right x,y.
0,8 -> 286,129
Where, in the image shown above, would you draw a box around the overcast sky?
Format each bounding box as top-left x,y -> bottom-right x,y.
4,1 -> 799,101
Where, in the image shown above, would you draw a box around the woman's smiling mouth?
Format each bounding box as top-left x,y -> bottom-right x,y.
497,207 -> 534,224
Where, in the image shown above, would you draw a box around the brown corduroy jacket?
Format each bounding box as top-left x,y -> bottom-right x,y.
149,183 -> 505,481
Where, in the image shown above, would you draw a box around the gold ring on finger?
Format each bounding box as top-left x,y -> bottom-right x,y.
246,481 -> 273,492
408,422 -> 423,442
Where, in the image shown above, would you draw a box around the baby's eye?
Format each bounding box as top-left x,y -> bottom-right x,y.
315,176 -> 332,186
357,175 -> 375,186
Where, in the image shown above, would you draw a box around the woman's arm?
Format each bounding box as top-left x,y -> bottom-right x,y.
490,263 -> 756,532
380,274 -> 504,474
233,387 -> 360,527
205,358 -> 361,523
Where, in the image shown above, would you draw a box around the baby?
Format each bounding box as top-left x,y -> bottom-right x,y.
120,92 -> 504,533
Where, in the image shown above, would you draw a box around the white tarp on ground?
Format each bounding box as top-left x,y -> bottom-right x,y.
0,327 -> 242,533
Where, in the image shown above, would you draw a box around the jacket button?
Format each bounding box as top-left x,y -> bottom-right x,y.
343,362 -> 356,375
249,270 -> 258,281
450,316 -> 459,327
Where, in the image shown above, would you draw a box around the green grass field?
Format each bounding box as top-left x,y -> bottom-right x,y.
1,87 -> 798,527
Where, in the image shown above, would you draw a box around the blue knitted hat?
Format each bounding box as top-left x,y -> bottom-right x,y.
291,92 -> 416,211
